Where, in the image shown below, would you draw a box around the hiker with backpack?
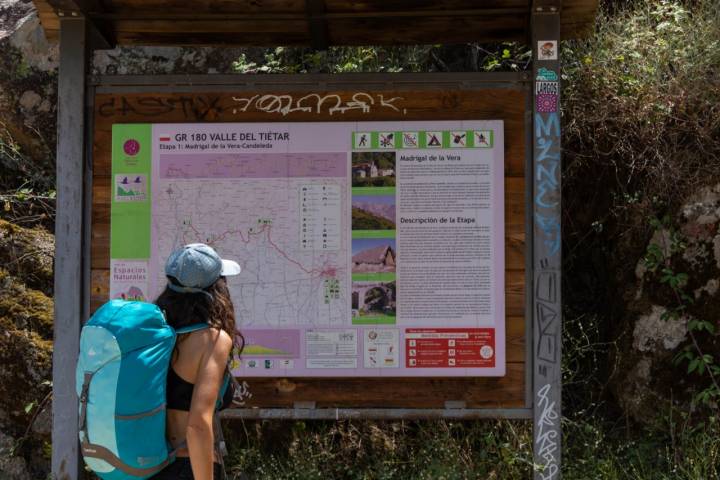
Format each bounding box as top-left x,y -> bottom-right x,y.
77,243 -> 243,480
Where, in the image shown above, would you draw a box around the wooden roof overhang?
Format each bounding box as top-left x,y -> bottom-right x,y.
34,0 -> 597,49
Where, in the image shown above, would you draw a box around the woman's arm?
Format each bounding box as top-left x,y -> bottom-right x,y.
186,328 -> 232,480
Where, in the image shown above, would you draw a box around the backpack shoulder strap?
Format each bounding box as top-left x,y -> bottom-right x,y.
175,323 -> 209,335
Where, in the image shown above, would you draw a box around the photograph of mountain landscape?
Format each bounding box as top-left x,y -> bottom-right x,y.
352,195 -> 396,230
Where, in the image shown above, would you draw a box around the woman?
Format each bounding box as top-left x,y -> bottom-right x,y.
152,243 -> 243,480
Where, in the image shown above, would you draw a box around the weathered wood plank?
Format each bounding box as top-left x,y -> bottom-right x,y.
324,0 -> 528,12
32,0 -> 598,45
329,17 -> 526,45
115,31 -> 311,46
92,90 -> 527,176
52,16 -> 86,480
238,362 -> 526,408
108,0 -> 306,14
112,19 -> 308,34
93,90 -> 527,125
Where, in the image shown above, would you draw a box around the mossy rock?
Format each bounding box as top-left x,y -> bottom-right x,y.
0,269 -> 53,340
0,267 -> 53,435
0,316 -> 52,436
0,219 -> 53,296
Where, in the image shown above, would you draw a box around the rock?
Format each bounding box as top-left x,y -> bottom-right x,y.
0,431 -> 32,480
92,45 -> 265,76
0,324 -> 52,431
0,218 -> 54,295
0,0 -> 57,191
613,183 -> 720,423
30,401 -> 51,436
0,268 -> 53,433
0,267 -> 53,339
632,305 -> 688,353
18,89 -> 41,110
7,9 -> 57,72
0,0 -> 34,41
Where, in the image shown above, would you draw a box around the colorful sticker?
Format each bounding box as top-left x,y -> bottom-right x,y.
538,40 -> 558,61
536,81 -> 559,96
536,67 -> 558,81
536,94 -> 558,113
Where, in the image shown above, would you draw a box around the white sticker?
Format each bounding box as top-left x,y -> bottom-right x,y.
538,40 -> 558,61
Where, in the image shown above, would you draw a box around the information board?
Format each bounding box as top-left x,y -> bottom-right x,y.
110,121 -> 505,377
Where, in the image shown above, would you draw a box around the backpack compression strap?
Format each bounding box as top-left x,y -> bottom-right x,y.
175,323 -> 210,335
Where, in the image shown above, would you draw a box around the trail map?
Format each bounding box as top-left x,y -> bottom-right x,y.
110,121 -> 506,377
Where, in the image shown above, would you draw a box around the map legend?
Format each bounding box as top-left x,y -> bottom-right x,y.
299,184 -> 341,251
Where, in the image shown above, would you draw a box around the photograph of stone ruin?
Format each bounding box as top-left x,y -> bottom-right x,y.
351,240 -> 396,318
351,280 -> 396,318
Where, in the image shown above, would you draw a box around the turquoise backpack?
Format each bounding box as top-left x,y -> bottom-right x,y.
76,299 -> 231,479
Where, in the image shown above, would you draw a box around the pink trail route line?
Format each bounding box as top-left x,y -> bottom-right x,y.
184,222 -> 336,277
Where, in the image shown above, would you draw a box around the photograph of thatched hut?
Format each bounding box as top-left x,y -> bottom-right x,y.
351,238 -> 396,273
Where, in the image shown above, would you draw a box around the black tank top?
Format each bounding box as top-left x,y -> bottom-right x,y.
166,366 -> 234,411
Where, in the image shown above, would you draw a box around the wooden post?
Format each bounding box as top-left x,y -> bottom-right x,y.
531,4 -> 562,479
52,16 -> 88,480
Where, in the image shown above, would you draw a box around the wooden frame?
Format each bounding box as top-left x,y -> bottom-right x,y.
88,74 -> 532,416
50,5 -> 569,478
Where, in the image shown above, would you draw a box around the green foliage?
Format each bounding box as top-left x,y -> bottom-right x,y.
232,46 -> 440,74
224,415 -> 720,479
225,420 -> 533,479
639,215 -> 720,407
352,152 -> 394,171
352,176 -> 396,188
232,44 -> 531,75
563,0 -> 720,232
351,207 -> 395,230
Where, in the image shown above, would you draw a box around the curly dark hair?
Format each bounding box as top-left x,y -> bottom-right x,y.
155,276 -> 244,355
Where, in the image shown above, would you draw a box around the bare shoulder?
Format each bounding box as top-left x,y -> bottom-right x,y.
193,326 -> 232,355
